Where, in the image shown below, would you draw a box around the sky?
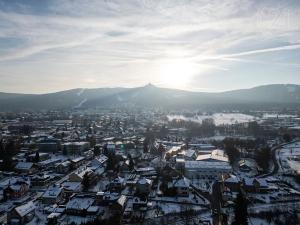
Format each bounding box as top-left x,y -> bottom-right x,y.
0,0 -> 300,94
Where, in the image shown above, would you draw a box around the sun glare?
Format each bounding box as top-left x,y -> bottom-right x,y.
159,59 -> 197,89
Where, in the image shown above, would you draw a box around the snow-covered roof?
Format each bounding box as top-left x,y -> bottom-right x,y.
66,197 -> 94,210
91,155 -> 108,166
43,185 -> 62,198
62,182 -> 81,191
15,162 -> 33,170
196,149 -> 228,162
71,156 -> 85,163
185,160 -> 231,170
186,149 -> 196,157
243,178 -> 268,187
172,177 -> 190,188
71,167 -> 93,179
15,201 -> 35,217
137,177 -> 152,185
117,195 -> 127,207
225,175 -> 241,184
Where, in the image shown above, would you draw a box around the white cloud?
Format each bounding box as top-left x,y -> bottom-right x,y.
0,0 -> 299,92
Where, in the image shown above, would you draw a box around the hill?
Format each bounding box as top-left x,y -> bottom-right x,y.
0,84 -> 299,111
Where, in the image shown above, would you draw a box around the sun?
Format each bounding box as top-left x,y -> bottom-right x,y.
159,59 -> 197,89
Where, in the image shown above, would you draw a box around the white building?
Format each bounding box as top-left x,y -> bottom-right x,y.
185,161 -> 232,180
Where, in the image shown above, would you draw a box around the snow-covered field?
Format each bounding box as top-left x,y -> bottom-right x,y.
278,141 -> 300,174
168,113 -> 256,126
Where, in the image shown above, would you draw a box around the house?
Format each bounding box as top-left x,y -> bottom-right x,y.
8,201 -> 35,225
37,138 -> 61,153
96,192 -> 120,206
150,157 -> 166,169
196,149 -> 229,162
82,149 -> 94,160
55,161 -> 71,174
27,152 -> 50,162
136,177 -> 152,194
14,162 -> 35,174
135,167 -> 157,177
3,178 -> 30,199
42,185 -> 64,205
106,142 -> 116,153
30,174 -> 53,187
224,175 -> 242,192
62,142 -> 90,155
69,167 -> 96,183
185,161 -> 232,181
167,177 -> 190,197
239,159 -> 253,172
37,158 -> 62,169
179,149 -> 196,160
119,160 -> 131,174
90,155 -> 108,171
70,156 -> 85,169
242,178 -> 268,193
132,196 -> 148,211
109,177 -> 125,191
66,196 -> 95,216
61,181 -> 81,197
110,195 -> 127,213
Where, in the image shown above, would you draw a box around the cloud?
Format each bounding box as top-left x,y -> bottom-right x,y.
0,0 -> 300,92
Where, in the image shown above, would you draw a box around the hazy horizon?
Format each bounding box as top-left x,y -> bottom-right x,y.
1,0 -> 300,93
1,82 -> 300,95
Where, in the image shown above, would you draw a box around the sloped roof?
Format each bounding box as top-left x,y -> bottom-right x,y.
15,162 -> 33,170
15,201 -> 35,217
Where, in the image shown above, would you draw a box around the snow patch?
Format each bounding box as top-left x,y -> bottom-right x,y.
77,88 -> 85,96
74,98 -> 87,108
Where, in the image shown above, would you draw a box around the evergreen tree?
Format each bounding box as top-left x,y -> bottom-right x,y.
128,154 -> 134,171
62,146 -> 68,155
2,140 -> 16,171
224,139 -> 240,165
232,191 -> 248,225
34,151 -> 40,163
94,145 -> 100,156
82,172 -> 90,191
255,147 -> 271,172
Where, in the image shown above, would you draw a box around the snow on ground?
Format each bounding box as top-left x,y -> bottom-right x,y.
167,113 -> 256,126
277,141 -> 300,174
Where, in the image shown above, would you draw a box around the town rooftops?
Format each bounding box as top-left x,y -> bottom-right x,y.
172,177 -> 190,188
66,196 -> 94,210
61,181 -> 81,192
196,149 -> 228,162
185,161 -> 232,170
15,201 -> 35,217
71,156 -> 85,163
42,185 -> 62,198
15,162 -> 34,170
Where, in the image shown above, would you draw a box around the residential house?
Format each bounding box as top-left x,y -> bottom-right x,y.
55,161 -> 71,174
62,142 -> 90,155
136,177 -> 152,195
69,167 -> 96,183
168,177 -> 190,197
242,178 -> 268,193
66,196 -> 95,216
42,185 -> 64,205
3,178 -> 30,199
70,156 -> 85,169
14,162 -> 35,174
8,201 -> 35,225
30,174 -> 53,187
